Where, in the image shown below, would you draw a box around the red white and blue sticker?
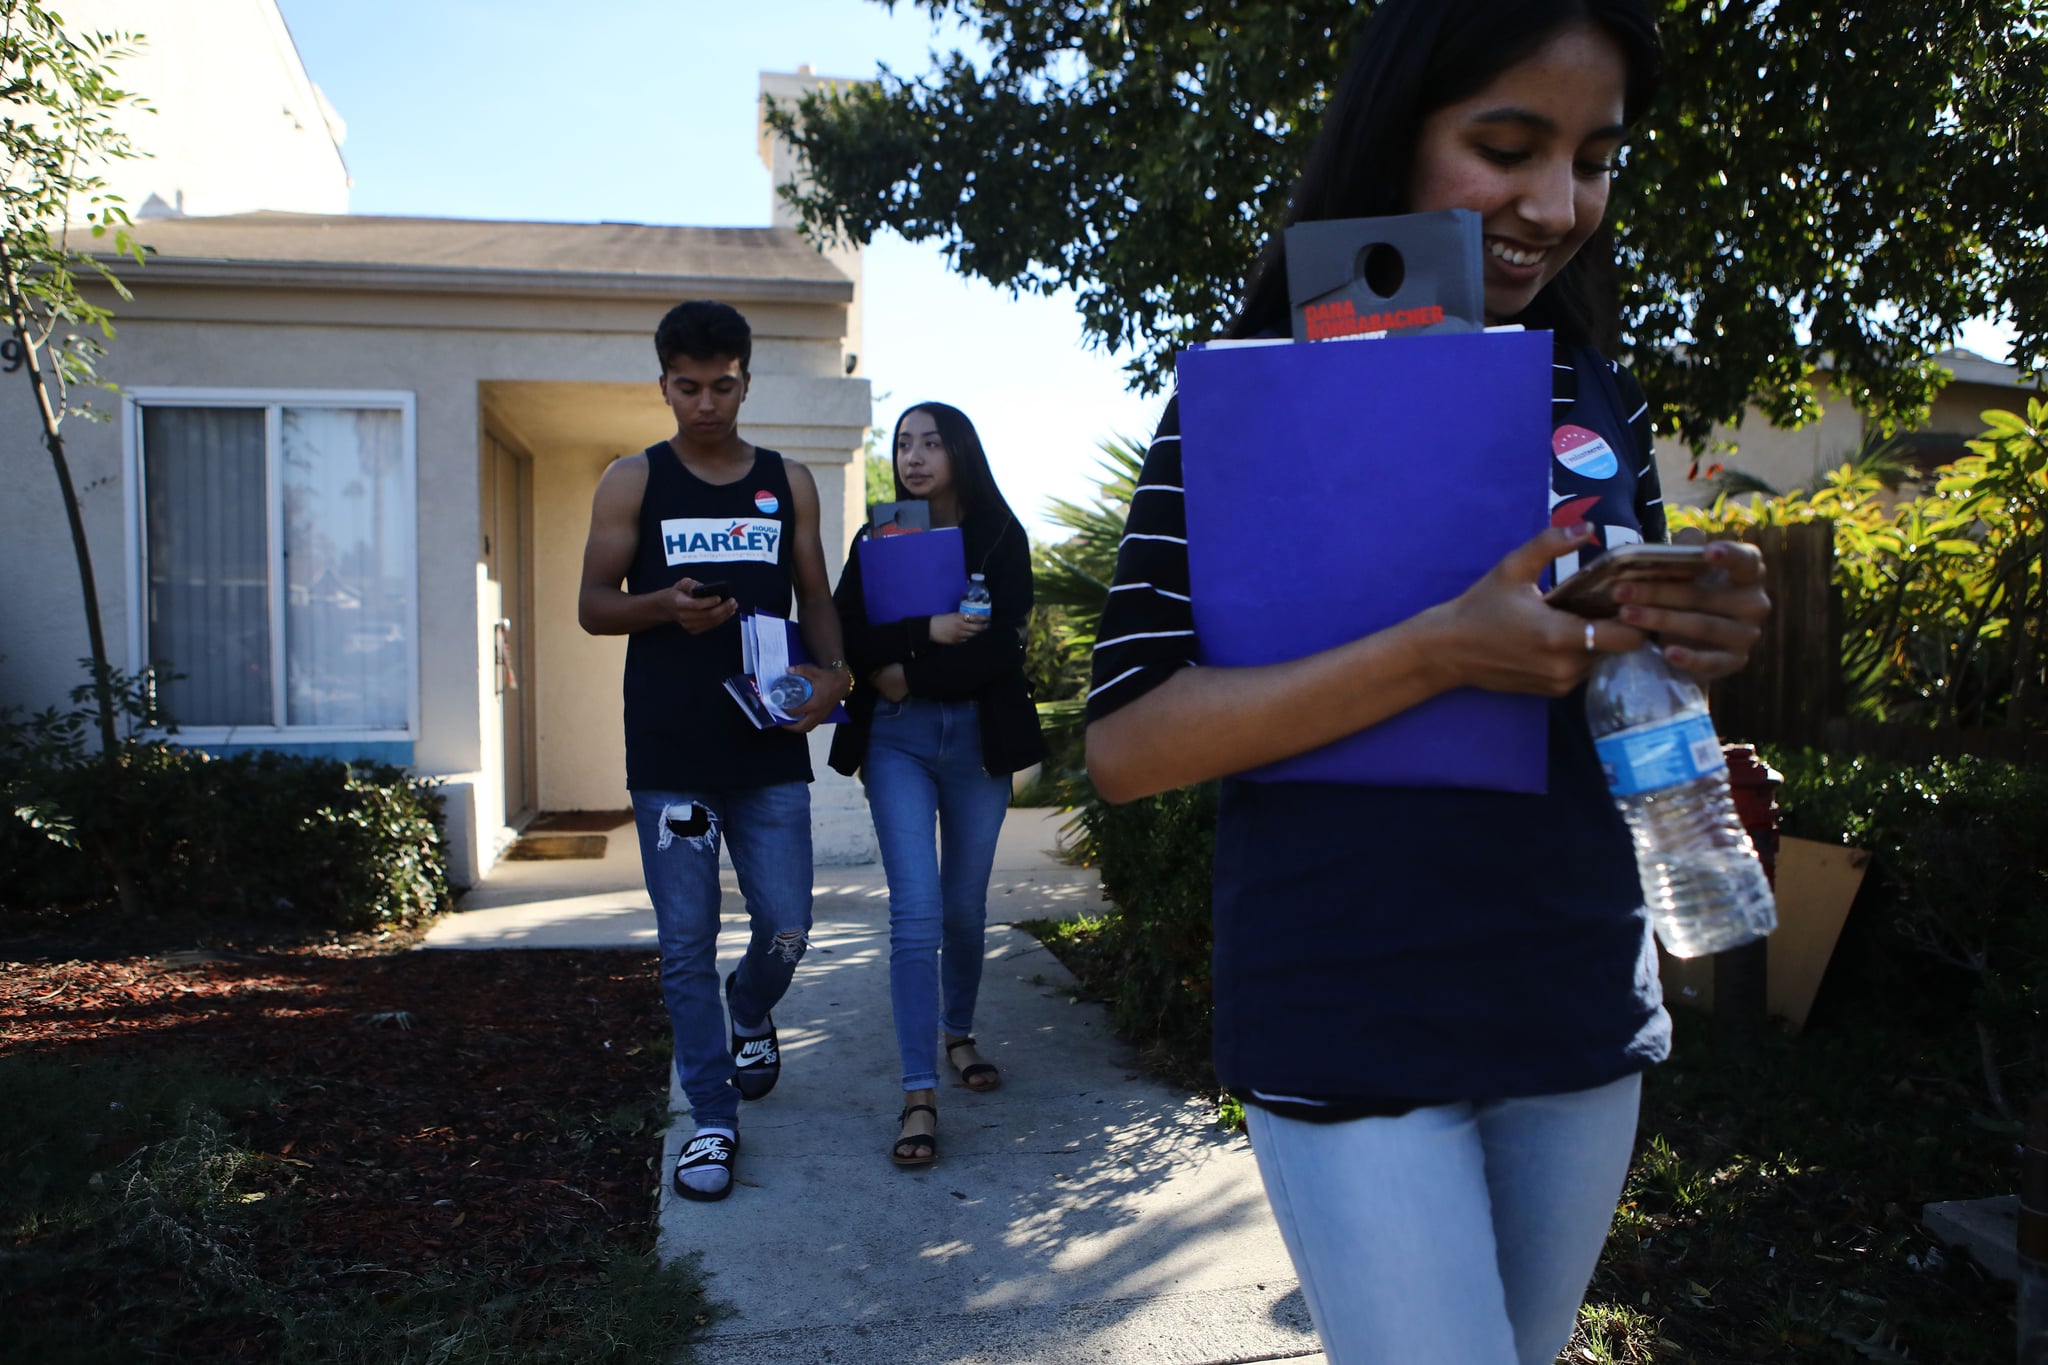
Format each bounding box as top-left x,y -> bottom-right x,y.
753,490 -> 780,515
1553,424 -> 1620,480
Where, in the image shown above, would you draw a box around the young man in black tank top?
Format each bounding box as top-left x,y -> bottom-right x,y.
578,301 -> 853,1202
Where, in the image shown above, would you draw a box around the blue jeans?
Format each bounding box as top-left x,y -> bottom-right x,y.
1244,1073 -> 1641,1365
631,782 -> 812,1131
864,698 -> 1013,1091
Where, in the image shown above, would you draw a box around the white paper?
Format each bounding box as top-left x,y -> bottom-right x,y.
746,613 -> 800,723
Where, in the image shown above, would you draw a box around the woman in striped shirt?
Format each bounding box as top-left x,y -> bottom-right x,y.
1086,1 -> 1770,1360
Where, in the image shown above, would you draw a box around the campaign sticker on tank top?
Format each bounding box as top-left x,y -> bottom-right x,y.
752,490 -> 780,515
659,517 -> 782,566
1553,425 -> 1619,480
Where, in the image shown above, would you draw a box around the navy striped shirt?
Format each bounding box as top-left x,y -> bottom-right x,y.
1087,339 -> 1672,1115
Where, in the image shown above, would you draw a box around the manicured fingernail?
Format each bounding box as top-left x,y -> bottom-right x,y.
1619,605 -> 1646,625
1565,522 -> 1595,541
1612,584 -> 1635,604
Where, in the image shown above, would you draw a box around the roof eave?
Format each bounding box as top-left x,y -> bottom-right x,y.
91,255 -> 855,304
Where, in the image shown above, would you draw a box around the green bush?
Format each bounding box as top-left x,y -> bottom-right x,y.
2,725 -> 450,934
1030,435 -> 1145,795
1016,435 -> 1225,1079
1673,399 -> 2048,730
1767,746 -> 2048,1114
4,749 -> 452,929
1072,782 -> 1219,1079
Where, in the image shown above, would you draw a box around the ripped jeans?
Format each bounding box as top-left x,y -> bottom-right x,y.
631,783 -> 812,1131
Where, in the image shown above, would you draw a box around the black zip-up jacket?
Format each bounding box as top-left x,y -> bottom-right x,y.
827,509 -> 1046,778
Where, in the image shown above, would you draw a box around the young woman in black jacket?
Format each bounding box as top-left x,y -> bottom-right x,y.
829,402 -> 1045,1168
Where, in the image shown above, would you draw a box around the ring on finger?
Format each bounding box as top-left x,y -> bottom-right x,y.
1584,621 -> 1596,654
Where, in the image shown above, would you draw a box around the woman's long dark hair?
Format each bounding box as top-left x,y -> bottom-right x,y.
890,402 -> 1020,533
1226,0 -> 1662,349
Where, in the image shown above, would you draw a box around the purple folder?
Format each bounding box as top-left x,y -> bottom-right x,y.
1176,329 -> 1553,792
858,526 -> 969,624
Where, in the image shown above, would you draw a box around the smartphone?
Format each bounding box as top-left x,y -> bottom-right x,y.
689,580 -> 732,601
1543,543 -> 1710,619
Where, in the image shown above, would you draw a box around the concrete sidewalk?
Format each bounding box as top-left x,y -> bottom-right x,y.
425,808 -> 1325,1365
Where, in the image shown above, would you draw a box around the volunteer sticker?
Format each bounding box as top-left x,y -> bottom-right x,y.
1553,424 -> 1619,480
753,490 -> 780,515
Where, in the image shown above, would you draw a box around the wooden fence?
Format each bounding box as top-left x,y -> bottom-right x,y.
1705,520 -> 2048,767
1706,522 -> 1841,751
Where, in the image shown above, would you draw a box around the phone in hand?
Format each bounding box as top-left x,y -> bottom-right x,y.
1543,543 -> 1709,619
689,580 -> 733,602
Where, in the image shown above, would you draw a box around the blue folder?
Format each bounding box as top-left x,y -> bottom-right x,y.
858,526 -> 969,624
1176,329 -> 1553,792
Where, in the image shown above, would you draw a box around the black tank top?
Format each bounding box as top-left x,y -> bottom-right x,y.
621,442 -> 811,791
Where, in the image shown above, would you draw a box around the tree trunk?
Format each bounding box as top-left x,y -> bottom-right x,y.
40,425 -> 119,755
5,248 -> 137,915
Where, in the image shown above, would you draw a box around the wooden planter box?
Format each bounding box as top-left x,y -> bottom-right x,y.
1657,836 -> 1869,1032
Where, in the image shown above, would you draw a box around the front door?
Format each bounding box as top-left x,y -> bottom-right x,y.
483,434 -> 536,824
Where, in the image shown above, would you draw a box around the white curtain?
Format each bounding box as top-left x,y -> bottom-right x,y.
281,407 -> 408,729
142,407 -> 270,727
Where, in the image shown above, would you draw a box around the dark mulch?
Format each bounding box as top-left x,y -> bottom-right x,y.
1,945 -> 675,1345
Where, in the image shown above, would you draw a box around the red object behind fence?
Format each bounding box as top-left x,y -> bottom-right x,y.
1723,744 -> 1782,886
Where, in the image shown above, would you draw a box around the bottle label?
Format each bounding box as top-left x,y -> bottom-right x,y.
1594,711 -> 1726,796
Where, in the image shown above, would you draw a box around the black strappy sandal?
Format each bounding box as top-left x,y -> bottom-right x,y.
945,1035 -> 1001,1092
892,1103 -> 938,1168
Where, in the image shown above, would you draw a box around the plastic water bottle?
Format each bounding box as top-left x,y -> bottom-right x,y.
1585,643 -> 1777,958
763,672 -> 812,716
960,573 -> 993,623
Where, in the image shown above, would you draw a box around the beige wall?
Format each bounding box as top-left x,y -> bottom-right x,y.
1653,369 -> 2037,510
61,0 -> 350,218
0,280 -> 867,883
1652,380 -> 1868,508
1929,379 -> 2027,437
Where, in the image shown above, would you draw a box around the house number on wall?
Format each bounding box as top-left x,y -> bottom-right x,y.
0,339 -> 22,373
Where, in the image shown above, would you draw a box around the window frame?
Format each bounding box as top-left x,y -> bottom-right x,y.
123,387 -> 421,745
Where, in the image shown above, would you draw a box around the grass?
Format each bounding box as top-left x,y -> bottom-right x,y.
0,1048 -> 712,1363
1023,912 -> 2016,1363
1572,1008 -> 2012,1363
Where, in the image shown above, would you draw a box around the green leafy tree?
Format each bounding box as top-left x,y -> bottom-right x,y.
769,1 -> 2047,448
0,0 -> 146,756
865,445 -> 895,509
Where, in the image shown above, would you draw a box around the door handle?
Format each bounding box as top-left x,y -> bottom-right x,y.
494,619 -> 519,694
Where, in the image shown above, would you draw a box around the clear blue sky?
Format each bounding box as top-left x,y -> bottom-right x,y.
272,0 -> 1160,542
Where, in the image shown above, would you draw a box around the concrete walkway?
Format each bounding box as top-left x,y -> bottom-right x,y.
426,808 -> 1325,1365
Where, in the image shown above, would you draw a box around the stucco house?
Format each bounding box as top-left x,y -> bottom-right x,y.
1,0 -> 874,884
1652,348 -> 2038,507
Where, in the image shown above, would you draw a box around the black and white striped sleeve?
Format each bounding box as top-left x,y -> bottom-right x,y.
1086,396 -> 1198,722
1611,359 -> 1668,545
